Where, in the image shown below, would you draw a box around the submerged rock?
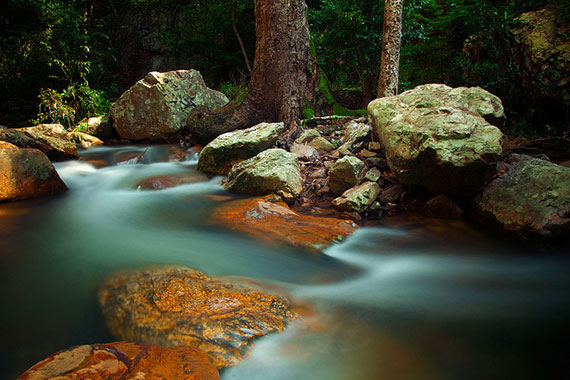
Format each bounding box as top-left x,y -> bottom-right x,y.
0,124 -> 79,160
212,194 -> 357,252
328,155 -> 365,195
424,194 -> 464,219
224,148 -> 302,200
0,142 -> 67,202
332,182 -> 381,213
110,70 -> 228,141
473,155 -> 570,244
98,266 -> 298,369
368,84 -> 504,197
197,122 -> 284,175
135,172 -> 208,190
17,342 -> 220,380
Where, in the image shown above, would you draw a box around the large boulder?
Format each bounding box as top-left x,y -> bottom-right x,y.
511,6 -> 570,103
17,342 -> 220,380
368,84 -> 504,197
472,155 -> 570,245
98,266 -> 299,369
224,148 -> 303,200
110,70 -> 228,141
0,142 -> 67,202
0,124 -> 79,160
328,155 -> 365,195
211,194 -> 357,252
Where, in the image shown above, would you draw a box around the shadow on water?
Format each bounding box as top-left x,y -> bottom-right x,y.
1,145 -> 569,379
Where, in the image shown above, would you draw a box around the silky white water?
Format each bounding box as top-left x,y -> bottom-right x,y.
1,145 -> 568,379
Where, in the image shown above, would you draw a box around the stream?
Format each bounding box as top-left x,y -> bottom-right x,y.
1,145 -> 569,379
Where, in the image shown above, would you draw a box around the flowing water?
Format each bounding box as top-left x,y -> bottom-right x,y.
1,145 -> 569,379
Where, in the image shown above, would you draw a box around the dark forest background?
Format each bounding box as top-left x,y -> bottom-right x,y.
1,0 -> 568,136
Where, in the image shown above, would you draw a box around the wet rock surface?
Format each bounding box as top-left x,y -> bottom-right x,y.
0,141 -> 67,202
98,266 -> 299,369
212,194 -> 357,252
17,342 -> 220,380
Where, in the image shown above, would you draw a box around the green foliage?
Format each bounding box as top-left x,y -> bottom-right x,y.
219,81 -> 247,101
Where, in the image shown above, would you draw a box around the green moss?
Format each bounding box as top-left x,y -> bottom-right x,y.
302,106 -> 315,119
317,70 -> 336,105
332,103 -> 367,117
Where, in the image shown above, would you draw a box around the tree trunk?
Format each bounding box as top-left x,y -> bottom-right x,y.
377,0 -> 403,98
185,0 -> 316,145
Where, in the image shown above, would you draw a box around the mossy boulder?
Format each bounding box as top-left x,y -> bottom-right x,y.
110,70 -> 228,141
368,84 -> 504,197
224,148 -> 302,200
0,141 -> 67,202
472,155 -> 570,245
197,122 -> 284,175
98,266 -> 298,369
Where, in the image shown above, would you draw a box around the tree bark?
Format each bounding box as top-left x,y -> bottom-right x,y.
377,0 -> 403,98
185,0 -> 316,145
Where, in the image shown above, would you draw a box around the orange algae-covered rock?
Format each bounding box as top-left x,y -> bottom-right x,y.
17,341 -> 220,380
211,194 -> 358,252
0,141 -> 67,202
98,266 -> 299,369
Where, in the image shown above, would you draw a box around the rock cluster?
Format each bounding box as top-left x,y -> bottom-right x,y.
0,123 -> 102,160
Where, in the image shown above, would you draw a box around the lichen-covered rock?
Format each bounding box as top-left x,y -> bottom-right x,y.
473,155 -> 570,244
364,167 -> 381,182
98,266 -> 299,369
17,342 -> 220,380
309,136 -> 335,152
332,182 -> 380,213
295,129 -> 321,144
328,155 -> 365,195
368,84 -> 504,197
511,6 -> 570,103
197,122 -> 284,175
110,70 -> 228,141
224,148 -> 302,200
339,120 -> 371,153
0,142 -> 67,202
0,124 -> 79,160
212,194 -> 357,252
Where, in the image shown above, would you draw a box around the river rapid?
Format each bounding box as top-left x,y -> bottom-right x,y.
1,145 -> 569,379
